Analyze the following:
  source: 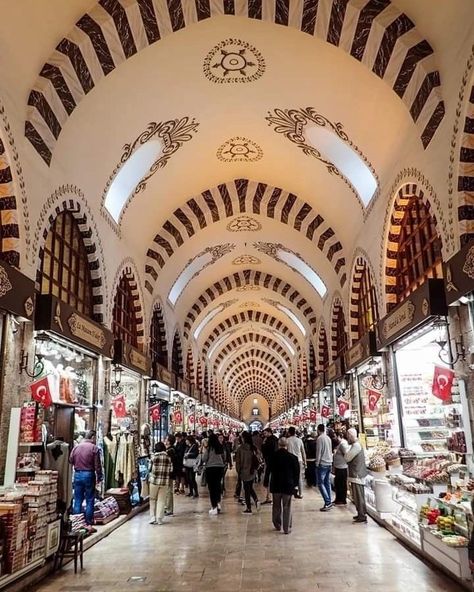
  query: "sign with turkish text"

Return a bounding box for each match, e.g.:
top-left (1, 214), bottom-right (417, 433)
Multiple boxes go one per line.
top-left (443, 239), bottom-right (474, 305)
top-left (326, 358), bottom-right (344, 383)
top-left (344, 331), bottom-right (379, 372)
top-left (0, 259), bottom-right (35, 319)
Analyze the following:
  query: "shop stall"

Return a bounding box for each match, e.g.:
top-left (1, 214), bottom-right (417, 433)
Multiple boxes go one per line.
top-left (323, 358), bottom-right (344, 424)
top-left (148, 363), bottom-right (173, 445)
top-left (344, 331), bottom-right (396, 449)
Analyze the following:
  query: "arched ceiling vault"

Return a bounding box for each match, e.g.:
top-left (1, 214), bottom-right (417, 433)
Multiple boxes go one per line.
top-left (7, 0), bottom-right (462, 419)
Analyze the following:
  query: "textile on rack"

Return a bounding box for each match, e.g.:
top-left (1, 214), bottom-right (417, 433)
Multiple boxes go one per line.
top-left (44, 440), bottom-right (72, 506)
top-left (103, 435), bottom-right (118, 490)
top-left (115, 433), bottom-right (136, 487)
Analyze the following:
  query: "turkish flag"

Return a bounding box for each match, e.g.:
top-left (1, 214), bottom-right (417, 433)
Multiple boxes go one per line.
top-left (174, 410), bottom-right (183, 424)
top-left (321, 405), bottom-right (331, 418)
top-left (432, 365), bottom-right (455, 401)
top-left (30, 377), bottom-right (53, 407)
top-left (149, 404), bottom-right (161, 422)
top-left (367, 389), bottom-right (381, 412)
top-left (112, 394), bottom-right (127, 418)
top-left (199, 415), bottom-right (207, 426)
top-left (309, 408), bottom-right (317, 422)
top-left (337, 399), bottom-right (349, 417)
top-left (189, 415), bottom-right (195, 424)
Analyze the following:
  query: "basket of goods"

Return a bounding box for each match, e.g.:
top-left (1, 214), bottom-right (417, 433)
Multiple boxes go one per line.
top-left (384, 450), bottom-right (401, 467)
top-left (368, 455), bottom-right (386, 473)
top-left (441, 535), bottom-right (468, 547)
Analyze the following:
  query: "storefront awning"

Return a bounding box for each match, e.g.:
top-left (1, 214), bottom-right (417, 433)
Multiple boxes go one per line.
top-left (326, 357), bottom-right (345, 384)
top-left (312, 373), bottom-right (325, 393)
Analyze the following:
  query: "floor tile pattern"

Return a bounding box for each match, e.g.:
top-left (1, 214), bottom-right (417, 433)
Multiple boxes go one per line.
top-left (31, 473), bottom-right (465, 592)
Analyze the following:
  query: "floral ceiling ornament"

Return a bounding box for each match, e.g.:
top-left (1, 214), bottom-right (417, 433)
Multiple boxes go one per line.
top-left (236, 285), bottom-right (261, 292)
top-left (226, 215), bottom-right (262, 232)
top-left (217, 137), bottom-right (263, 162)
top-left (232, 255), bottom-right (261, 265)
top-left (239, 301), bottom-right (260, 308)
top-left (102, 117), bottom-right (199, 222)
top-left (265, 107), bottom-right (379, 207)
top-left (203, 39), bottom-right (265, 84)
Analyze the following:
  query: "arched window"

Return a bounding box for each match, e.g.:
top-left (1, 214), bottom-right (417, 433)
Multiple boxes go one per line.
top-left (113, 274), bottom-right (138, 347)
top-left (395, 196), bottom-right (442, 303)
top-left (149, 305), bottom-right (167, 367)
top-left (334, 305), bottom-right (348, 359)
top-left (39, 211), bottom-right (93, 317)
top-left (357, 265), bottom-right (379, 339)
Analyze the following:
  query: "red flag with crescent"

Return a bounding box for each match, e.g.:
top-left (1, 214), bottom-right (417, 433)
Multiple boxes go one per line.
top-left (309, 408), bottom-right (317, 422)
top-left (30, 377), bottom-right (52, 408)
top-left (321, 404), bottom-right (331, 418)
top-left (367, 389), bottom-right (382, 411)
top-left (432, 365), bottom-right (455, 401)
top-left (189, 415), bottom-right (195, 424)
top-left (149, 404), bottom-right (161, 422)
top-left (112, 394), bottom-right (127, 418)
top-left (337, 399), bottom-right (349, 417)
top-left (174, 410), bottom-right (183, 424)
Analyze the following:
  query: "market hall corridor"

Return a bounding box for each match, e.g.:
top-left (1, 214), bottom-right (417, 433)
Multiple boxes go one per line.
top-left (31, 475), bottom-right (463, 592)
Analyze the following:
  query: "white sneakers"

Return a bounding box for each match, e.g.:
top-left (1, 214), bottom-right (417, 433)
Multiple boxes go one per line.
top-left (149, 518), bottom-right (156, 524)
top-left (209, 507), bottom-right (218, 516)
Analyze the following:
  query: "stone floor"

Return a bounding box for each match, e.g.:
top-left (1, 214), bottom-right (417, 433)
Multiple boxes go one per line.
top-left (31, 472), bottom-right (465, 592)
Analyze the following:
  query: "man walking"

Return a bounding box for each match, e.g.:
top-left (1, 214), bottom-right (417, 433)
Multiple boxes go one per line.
top-left (270, 437), bottom-right (300, 534)
top-left (286, 427), bottom-right (306, 498)
top-left (315, 424), bottom-right (333, 511)
top-left (149, 442), bottom-right (172, 525)
top-left (69, 430), bottom-right (102, 533)
top-left (345, 428), bottom-right (368, 523)
top-left (261, 428), bottom-right (278, 504)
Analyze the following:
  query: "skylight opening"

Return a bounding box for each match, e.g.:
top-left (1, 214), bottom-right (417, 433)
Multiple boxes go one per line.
top-left (278, 250), bottom-right (327, 298)
top-left (271, 331), bottom-right (295, 357)
top-left (305, 126), bottom-right (377, 206)
top-left (169, 252), bottom-right (210, 306)
top-left (194, 305), bottom-right (224, 339)
top-left (104, 140), bottom-right (162, 223)
top-left (207, 333), bottom-right (229, 359)
top-left (276, 303), bottom-right (306, 337)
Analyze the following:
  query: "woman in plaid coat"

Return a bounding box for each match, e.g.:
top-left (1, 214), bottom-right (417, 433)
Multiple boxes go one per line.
top-left (149, 442), bottom-right (172, 525)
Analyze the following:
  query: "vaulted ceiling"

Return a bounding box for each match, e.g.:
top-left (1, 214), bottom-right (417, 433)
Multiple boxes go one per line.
top-left (1, 0), bottom-right (473, 417)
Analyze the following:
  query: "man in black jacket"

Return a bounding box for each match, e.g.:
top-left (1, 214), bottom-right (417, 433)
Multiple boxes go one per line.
top-left (261, 428), bottom-right (279, 504)
top-left (270, 437), bottom-right (300, 534)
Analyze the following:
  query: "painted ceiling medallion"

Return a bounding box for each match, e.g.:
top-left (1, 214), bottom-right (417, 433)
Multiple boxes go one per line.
top-left (227, 215), bottom-right (262, 232)
top-left (203, 39), bottom-right (265, 84)
top-left (217, 137), bottom-right (263, 162)
top-left (239, 301), bottom-right (260, 309)
top-left (236, 285), bottom-right (261, 292)
top-left (232, 255), bottom-right (261, 265)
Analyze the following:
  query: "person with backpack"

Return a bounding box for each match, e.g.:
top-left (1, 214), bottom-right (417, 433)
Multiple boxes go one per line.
top-left (235, 431), bottom-right (261, 514)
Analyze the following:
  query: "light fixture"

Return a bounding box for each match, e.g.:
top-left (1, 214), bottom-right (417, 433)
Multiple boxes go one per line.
top-left (113, 364), bottom-right (123, 387)
top-left (365, 358), bottom-right (387, 390)
top-left (433, 317), bottom-right (466, 366)
top-left (19, 350), bottom-right (44, 379)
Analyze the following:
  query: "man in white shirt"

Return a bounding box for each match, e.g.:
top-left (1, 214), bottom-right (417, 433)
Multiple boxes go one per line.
top-left (345, 428), bottom-right (368, 523)
top-left (286, 427), bottom-right (307, 498)
top-left (315, 424), bottom-right (333, 511)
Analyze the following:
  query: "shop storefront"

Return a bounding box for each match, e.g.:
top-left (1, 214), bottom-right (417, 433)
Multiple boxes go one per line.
top-left (323, 358), bottom-right (344, 424)
top-left (344, 331), bottom-right (395, 449)
top-left (149, 363), bottom-right (173, 444)
top-left (363, 279), bottom-right (474, 585)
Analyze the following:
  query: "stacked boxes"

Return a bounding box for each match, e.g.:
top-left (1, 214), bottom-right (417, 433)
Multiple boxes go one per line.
top-left (19, 403), bottom-right (43, 443)
top-left (0, 471), bottom-right (58, 575)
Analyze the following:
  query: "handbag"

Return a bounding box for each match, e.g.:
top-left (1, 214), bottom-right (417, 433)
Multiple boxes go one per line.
top-left (183, 457), bottom-right (197, 468)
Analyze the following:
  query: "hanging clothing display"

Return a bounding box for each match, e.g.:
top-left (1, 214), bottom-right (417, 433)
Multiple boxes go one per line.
top-left (103, 435), bottom-right (118, 490)
top-left (115, 433), bottom-right (136, 487)
top-left (44, 440), bottom-right (72, 505)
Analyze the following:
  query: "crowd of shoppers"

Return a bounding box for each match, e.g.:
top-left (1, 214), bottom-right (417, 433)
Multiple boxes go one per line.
top-left (145, 424), bottom-right (368, 529)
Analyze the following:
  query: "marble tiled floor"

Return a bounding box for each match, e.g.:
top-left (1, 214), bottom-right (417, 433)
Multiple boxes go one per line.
top-left (31, 472), bottom-right (465, 592)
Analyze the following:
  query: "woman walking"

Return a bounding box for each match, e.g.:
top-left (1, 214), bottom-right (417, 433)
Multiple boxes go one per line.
top-left (183, 435), bottom-right (199, 498)
top-left (235, 431), bottom-right (260, 514)
top-left (202, 433), bottom-right (226, 515)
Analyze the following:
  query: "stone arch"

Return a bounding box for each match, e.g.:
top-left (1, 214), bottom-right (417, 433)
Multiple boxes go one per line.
top-left (225, 358), bottom-right (285, 386)
top-left (146, 179), bottom-right (346, 288)
top-left (111, 260), bottom-right (145, 346)
top-left (318, 321), bottom-right (329, 371)
top-left (384, 182), bottom-right (442, 312)
top-left (183, 269), bottom-right (318, 340)
top-left (457, 73), bottom-right (474, 246)
top-left (309, 341), bottom-right (316, 381)
top-left (185, 346), bottom-right (194, 382)
top-left (149, 299), bottom-right (168, 366)
top-left (221, 348), bottom-right (287, 379)
top-left (0, 135), bottom-right (20, 267)
top-left (171, 329), bottom-right (184, 378)
top-left (34, 186), bottom-right (106, 322)
top-left (26, 0), bottom-right (443, 165)
top-left (330, 294), bottom-right (347, 361)
top-left (348, 252), bottom-right (379, 344)
top-left (202, 310), bottom-right (299, 355)
top-left (215, 334), bottom-right (292, 368)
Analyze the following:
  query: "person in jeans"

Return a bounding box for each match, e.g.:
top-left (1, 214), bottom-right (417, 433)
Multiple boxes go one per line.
top-left (202, 433), bottom-right (226, 515)
top-left (270, 437), bottom-right (300, 534)
top-left (69, 430), bottom-right (102, 533)
top-left (315, 424), bottom-right (333, 511)
top-left (286, 427), bottom-right (306, 498)
top-left (183, 435), bottom-right (199, 498)
top-left (164, 435), bottom-right (178, 516)
top-left (235, 431), bottom-right (260, 514)
top-left (149, 442), bottom-right (172, 525)
top-left (261, 428), bottom-right (279, 504)
top-left (333, 433), bottom-right (349, 505)
top-left (345, 428), bottom-right (368, 523)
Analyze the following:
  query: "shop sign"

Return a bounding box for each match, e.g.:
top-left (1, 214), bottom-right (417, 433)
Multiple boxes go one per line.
top-left (177, 377), bottom-right (191, 397)
top-left (114, 340), bottom-right (152, 376)
top-left (376, 279), bottom-right (447, 350)
top-left (326, 358), bottom-right (344, 384)
top-left (312, 373), bottom-right (325, 392)
top-left (295, 388), bottom-right (304, 401)
top-left (304, 383), bottom-right (312, 397)
top-left (0, 259), bottom-right (35, 320)
top-left (35, 295), bottom-right (114, 357)
top-left (344, 331), bottom-right (378, 372)
top-left (443, 239), bottom-right (474, 305)
top-left (154, 363), bottom-right (176, 388)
